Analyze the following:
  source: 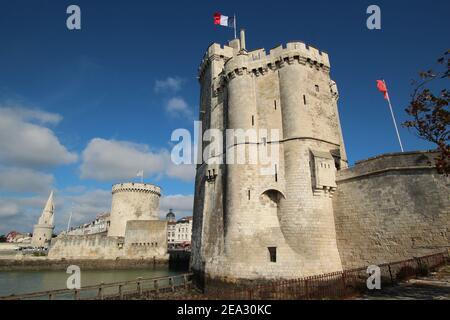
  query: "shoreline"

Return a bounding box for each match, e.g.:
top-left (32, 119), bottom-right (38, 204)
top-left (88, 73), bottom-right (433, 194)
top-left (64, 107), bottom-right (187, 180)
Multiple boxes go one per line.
top-left (0, 258), bottom-right (172, 272)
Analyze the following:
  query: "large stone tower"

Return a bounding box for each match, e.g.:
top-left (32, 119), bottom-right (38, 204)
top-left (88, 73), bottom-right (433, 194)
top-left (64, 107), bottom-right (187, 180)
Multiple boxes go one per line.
top-left (32, 191), bottom-right (55, 248)
top-left (107, 183), bottom-right (161, 238)
top-left (191, 31), bottom-right (348, 288)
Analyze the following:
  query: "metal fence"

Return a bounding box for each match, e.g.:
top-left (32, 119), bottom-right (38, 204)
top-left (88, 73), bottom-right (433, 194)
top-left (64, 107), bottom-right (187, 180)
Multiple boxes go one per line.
top-left (207, 251), bottom-right (449, 300)
top-left (0, 273), bottom-right (193, 300)
top-left (1, 251), bottom-right (447, 300)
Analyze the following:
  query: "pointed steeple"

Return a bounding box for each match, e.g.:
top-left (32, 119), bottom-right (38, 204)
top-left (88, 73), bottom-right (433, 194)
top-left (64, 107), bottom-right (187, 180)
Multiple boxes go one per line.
top-left (38, 191), bottom-right (55, 226)
top-left (44, 190), bottom-right (54, 213)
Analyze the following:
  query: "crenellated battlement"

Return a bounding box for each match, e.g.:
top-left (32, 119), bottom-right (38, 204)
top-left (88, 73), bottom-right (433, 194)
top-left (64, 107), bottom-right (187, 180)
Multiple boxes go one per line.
top-left (198, 43), bottom-right (235, 79)
top-left (112, 182), bottom-right (161, 196)
top-left (224, 41), bottom-right (330, 79)
top-left (199, 41), bottom-right (330, 81)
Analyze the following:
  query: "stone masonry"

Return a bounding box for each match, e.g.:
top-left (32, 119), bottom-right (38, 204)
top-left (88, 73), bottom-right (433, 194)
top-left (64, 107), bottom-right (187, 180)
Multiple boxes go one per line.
top-left (190, 32), bottom-right (450, 290)
top-left (191, 31), bottom-right (349, 286)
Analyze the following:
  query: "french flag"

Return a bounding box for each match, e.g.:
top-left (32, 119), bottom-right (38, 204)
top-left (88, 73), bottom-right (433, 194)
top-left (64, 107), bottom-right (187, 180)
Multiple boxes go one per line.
top-left (214, 12), bottom-right (235, 28)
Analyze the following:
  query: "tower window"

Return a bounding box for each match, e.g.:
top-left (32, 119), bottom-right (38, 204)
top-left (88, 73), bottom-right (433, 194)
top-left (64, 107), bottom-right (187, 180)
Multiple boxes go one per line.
top-left (274, 164), bottom-right (278, 182)
top-left (252, 115), bottom-right (255, 126)
top-left (303, 95), bottom-right (307, 105)
top-left (274, 100), bottom-right (277, 110)
top-left (248, 190), bottom-right (251, 200)
top-left (315, 85), bottom-right (320, 92)
top-left (268, 247), bottom-right (277, 263)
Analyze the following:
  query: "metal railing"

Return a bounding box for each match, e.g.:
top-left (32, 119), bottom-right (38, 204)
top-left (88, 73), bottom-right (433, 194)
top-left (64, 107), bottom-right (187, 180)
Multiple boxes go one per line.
top-left (1, 251), bottom-right (447, 300)
top-left (206, 251), bottom-right (449, 300)
top-left (0, 273), bottom-right (193, 300)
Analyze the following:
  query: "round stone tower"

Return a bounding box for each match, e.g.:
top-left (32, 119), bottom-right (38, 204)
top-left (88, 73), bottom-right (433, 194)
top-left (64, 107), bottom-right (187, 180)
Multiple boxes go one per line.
top-left (277, 42), bottom-right (344, 275)
top-left (31, 191), bottom-right (55, 248)
top-left (107, 183), bottom-right (161, 238)
top-left (192, 32), bottom-right (349, 287)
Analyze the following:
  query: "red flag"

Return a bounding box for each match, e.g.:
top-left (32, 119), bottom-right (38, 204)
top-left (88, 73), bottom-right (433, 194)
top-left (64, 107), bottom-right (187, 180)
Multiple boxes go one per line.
top-left (214, 12), bottom-right (221, 25)
top-left (376, 80), bottom-right (389, 100)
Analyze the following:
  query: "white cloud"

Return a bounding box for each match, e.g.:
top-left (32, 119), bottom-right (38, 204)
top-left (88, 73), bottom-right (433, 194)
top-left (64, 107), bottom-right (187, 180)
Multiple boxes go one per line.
top-left (154, 77), bottom-right (184, 93)
top-left (0, 167), bottom-right (54, 193)
top-left (59, 189), bottom-right (112, 229)
top-left (165, 97), bottom-right (192, 118)
top-left (0, 189), bottom-right (112, 235)
top-left (0, 106), bottom-right (62, 125)
top-left (0, 106), bottom-right (77, 168)
top-left (80, 138), bottom-right (167, 181)
top-left (0, 189), bottom-right (194, 235)
top-left (0, 201), bottom-right (19, 218)
top-left (159, 194), bottom-right (194, 219)
top-left (80, 138), bottom-right (195, 182)
top-left (166, 161), bottom-right (196, 181)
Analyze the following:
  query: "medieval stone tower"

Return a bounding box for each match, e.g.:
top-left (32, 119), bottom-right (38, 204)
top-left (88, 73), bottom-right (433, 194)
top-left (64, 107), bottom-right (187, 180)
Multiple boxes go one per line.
top-left (32, 191), bottom-right (55, 248)
top-left (108, 183), bottom-right (161, 238)
top-left (191, 31), bottom-right (348, 286)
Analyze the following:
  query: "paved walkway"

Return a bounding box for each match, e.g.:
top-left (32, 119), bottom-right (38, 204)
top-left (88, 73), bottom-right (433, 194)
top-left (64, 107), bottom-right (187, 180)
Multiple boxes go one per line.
top-left (358, 265), bottom-right (450, 300)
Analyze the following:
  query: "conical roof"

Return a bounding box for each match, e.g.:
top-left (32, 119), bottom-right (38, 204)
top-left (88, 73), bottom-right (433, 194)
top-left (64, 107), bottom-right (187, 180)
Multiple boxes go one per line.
top-left (38, 191), bottom-right (55, 226)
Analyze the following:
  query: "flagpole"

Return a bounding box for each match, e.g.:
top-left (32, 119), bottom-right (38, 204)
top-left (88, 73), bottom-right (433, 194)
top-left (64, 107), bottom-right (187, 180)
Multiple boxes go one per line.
top-left (233, 13), bottom-right (237, 39)
top-left (67, 203), bottom-right (74, 233)
top-left (383, 80), bottom-right (404, 153)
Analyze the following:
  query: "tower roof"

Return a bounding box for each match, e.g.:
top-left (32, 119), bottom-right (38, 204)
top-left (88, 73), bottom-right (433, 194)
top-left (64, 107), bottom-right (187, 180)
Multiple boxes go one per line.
top-left (38, 190), bottom-right (55, 226)
top-left (43, 190), bottom-right (54, 213)
top-left (166, 208), bottom-right (176, 219)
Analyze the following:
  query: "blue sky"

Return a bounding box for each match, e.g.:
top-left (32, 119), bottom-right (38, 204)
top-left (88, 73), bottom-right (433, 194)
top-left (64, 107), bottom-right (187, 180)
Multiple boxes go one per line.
top-left (0, 0), bottom-right (448, 234)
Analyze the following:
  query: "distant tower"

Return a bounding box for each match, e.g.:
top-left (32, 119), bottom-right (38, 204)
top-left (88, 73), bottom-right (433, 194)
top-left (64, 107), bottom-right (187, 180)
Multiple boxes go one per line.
top-left (166, 209), bottom-right (176, 223)
top-left (191, 31), bottom-right (348, 288)
top-left (31, 191), bottom-right (55, 248)
top-left (107, 183), bottom-right (161, 237)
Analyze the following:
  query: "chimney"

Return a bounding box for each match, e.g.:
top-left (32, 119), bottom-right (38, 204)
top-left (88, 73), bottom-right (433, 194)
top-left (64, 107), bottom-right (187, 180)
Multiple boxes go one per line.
top-left (240, 29), bottom-right (246, 51)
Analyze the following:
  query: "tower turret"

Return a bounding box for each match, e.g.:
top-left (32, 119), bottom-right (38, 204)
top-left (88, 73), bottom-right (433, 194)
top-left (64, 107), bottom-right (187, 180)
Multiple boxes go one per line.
top-left (31, 191), bottom-right (55, 248)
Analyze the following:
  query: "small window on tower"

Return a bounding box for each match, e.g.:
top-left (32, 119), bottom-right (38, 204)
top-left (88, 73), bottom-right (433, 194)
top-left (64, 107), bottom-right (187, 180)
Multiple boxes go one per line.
top-left (303, 95), bottom-right (307, 105)
top-left (315, 85), bottom-right (320, 92)
top-left (268, 247), bottom-right (277, 263)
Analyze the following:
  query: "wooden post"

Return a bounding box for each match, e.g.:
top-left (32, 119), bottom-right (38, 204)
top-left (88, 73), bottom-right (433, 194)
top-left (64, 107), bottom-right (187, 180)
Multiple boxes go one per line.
top-left (342, 272), bottom-right (347, 296)
top-left (98, 283), bottom-right (104, 300)
top-left (305, 279), bottom-right (309, 300)
top-left (118, 285), bottom-right (123, 300)
top-left (154, 279), bottom-right (159, 298)
top-left (137, 278), bottom-right (143, 297)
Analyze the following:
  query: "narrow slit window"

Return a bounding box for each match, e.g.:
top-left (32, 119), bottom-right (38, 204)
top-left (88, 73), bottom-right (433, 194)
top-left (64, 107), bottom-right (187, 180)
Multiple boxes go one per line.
top-left (274, 100), bottom-right (277, 110)
top-left (268, 247), bottom-right (277, 263)
top-left (275, 164), bottom-right (278, 182)
top-left (303, 95), bottom-right (307, 105)
top-left (315, 84), bottom-right (319, 92)
top-left (248, 190), bottom-right (251, 200)
top-left (252, 115), bottom-right (255, 126)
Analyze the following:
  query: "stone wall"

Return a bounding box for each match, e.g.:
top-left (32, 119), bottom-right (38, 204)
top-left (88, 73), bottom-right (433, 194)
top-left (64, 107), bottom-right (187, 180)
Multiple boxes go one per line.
top-left (48, 235), bottom-right (123, 260)
top-left (333, 151), bottom-right (450, 269)
top-left (124, 220), bottom-right (168, 259)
